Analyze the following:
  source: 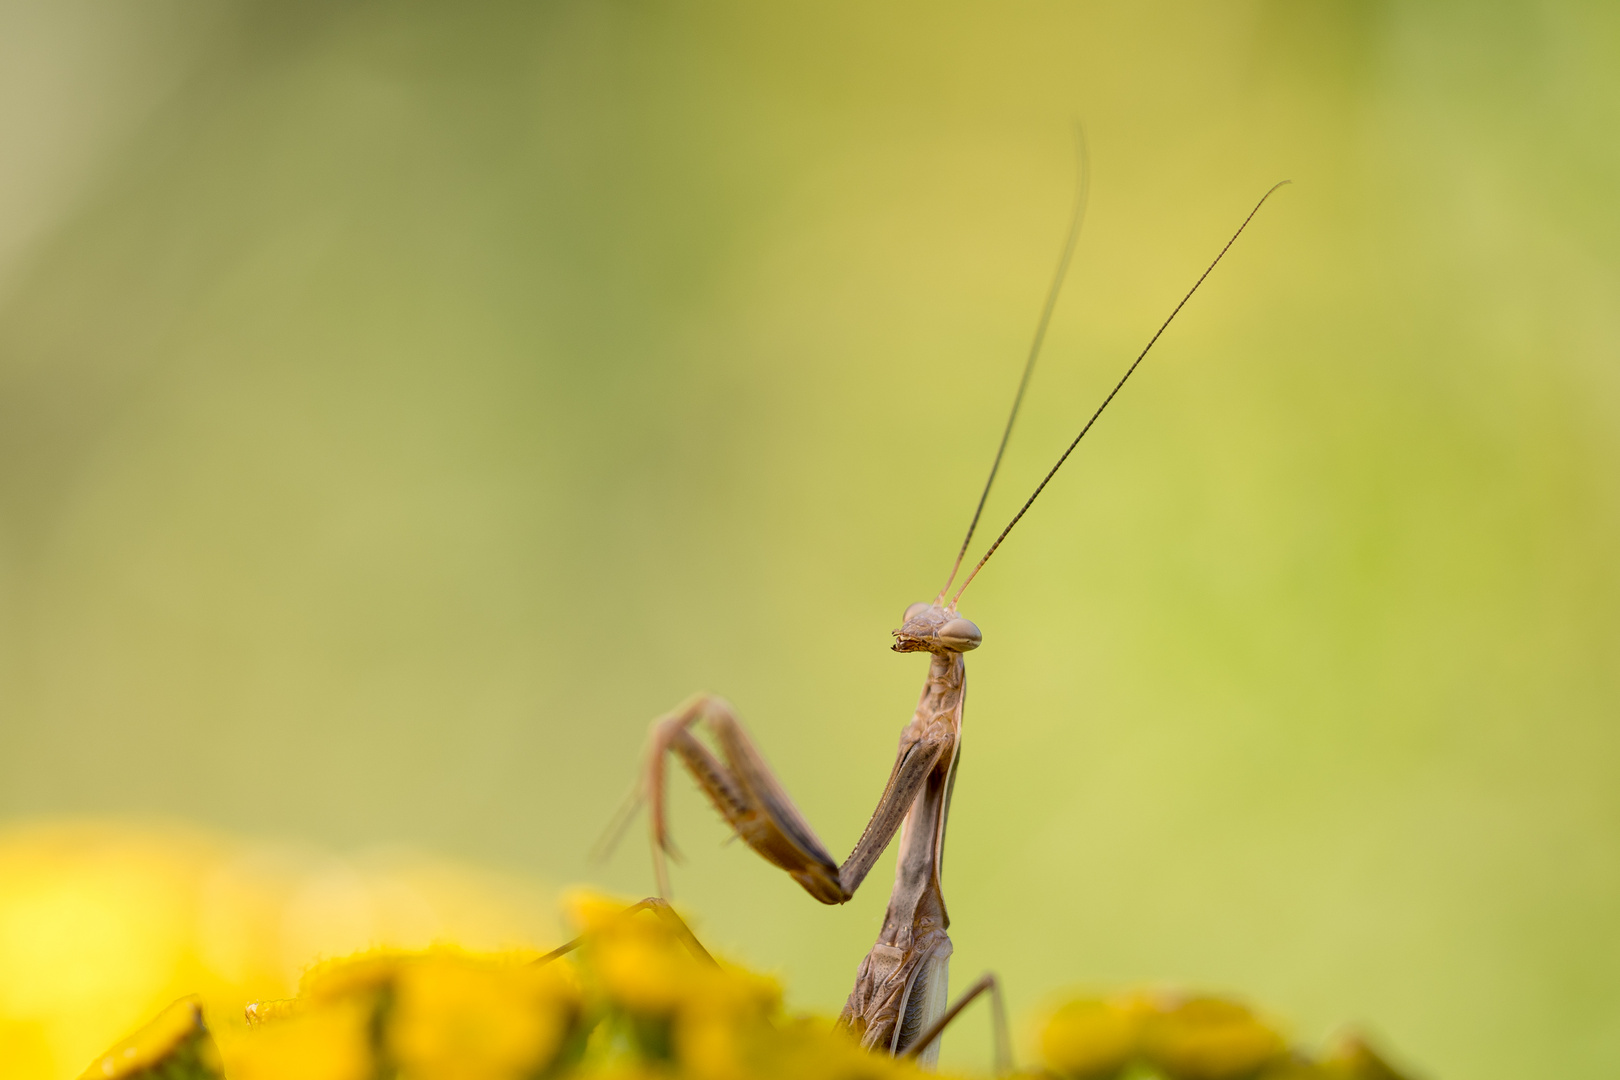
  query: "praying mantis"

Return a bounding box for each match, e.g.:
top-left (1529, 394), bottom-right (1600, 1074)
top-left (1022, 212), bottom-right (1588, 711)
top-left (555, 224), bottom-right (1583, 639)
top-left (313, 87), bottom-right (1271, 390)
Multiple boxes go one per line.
top-left (599, 146), bottom-right (1289, 1070)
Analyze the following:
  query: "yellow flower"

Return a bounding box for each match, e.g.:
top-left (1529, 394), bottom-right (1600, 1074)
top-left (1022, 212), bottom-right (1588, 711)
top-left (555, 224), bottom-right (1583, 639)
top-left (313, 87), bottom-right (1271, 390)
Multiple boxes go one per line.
top-left (1140, 994), bottom-right (1288, 1080)
top-left (561, 890), bottom-right (796, 1078)
top-left (1039, 994), bottom-right (1147, 1080)
top-left (224, 998), bottom-right (372, 1080)
top-left (388, 953), bottom-right (581, 1080)
top-left (71, 879), bottom-right (1413, 1080)
top-left (565, 890), bottom-right (779, 1021)
top-left (593, 927), bottom-right (694, 1016)
top-left (297, 949), bottom-right (407, 1003)
top-left (77, 996), bottom-right (221, 1080)
top-left (232, 948), bottom-right (586, 1080)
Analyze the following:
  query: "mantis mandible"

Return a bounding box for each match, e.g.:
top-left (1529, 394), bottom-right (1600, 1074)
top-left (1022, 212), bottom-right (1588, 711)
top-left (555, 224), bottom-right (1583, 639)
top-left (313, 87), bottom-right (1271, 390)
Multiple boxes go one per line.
top-left (605, 146), bottom-right (1288, 1069)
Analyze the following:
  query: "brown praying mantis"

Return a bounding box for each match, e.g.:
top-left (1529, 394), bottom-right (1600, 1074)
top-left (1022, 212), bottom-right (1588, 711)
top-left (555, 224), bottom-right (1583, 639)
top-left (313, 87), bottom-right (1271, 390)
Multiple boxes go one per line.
top-left (595, 150), bottom-right (1289, 1070)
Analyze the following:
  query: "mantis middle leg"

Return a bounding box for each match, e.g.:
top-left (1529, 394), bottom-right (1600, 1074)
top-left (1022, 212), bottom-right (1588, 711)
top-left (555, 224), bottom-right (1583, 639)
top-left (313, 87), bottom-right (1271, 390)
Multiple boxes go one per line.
top-left (532, 896), bottom-right (718, 969)
top-left (903, 972), bottom-right (1013, 1074)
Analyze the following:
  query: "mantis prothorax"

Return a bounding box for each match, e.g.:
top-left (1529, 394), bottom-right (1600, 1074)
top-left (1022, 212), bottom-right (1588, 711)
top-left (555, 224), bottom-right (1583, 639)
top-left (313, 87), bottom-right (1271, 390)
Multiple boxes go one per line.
top-left (602, 143), bottom-right (1288, 1069)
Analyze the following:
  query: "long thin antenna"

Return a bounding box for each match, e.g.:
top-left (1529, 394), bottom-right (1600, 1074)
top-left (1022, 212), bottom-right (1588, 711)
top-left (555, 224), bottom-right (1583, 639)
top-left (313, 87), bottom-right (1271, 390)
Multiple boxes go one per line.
top-left (952, 180), bottom-right (1290, 605)
top-left (935, 126), bottom-right (1091, 605)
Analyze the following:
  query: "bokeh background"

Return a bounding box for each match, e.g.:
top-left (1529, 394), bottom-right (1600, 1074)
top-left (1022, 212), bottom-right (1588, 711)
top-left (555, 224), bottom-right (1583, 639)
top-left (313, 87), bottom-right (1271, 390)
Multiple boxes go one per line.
top-left (1, 1), bottom-right (1616, 1077)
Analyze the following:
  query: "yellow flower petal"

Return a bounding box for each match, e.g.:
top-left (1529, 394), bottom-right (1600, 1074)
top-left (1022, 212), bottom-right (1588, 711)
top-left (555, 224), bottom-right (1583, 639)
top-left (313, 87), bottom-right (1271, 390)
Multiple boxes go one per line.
top-left (77, 996), bottom-right (222, 1080)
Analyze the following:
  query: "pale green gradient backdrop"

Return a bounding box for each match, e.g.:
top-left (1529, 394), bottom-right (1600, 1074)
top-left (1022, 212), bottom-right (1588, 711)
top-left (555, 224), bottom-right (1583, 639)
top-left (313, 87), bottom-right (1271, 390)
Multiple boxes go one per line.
top-left (1, 1), bottom-right (1617, 1076)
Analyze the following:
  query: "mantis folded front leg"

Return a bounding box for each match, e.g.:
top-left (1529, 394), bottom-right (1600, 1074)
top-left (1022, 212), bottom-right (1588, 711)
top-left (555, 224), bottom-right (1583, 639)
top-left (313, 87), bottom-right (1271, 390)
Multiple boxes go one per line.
top-left (645, 688), bottom-right (953, 906)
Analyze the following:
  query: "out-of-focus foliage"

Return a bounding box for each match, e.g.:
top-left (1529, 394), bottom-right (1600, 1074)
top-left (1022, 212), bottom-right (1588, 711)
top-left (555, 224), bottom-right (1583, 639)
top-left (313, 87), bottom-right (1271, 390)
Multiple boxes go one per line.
top-left (1, 3), bottom-right (1617, 1080)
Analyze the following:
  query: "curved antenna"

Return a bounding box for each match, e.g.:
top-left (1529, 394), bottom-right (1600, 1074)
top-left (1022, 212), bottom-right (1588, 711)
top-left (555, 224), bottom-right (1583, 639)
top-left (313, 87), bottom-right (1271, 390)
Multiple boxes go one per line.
top-left (935, 126), bottom-right (1091, 606)
top-left (952, 180), bottom-right (1291, 606)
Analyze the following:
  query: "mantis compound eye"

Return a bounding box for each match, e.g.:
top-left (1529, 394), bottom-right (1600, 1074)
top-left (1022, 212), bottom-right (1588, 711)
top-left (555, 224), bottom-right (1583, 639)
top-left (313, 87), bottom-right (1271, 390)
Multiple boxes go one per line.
top-left (903, 601), bottom-right (932, 623)
top-left (936, 618), bottom-right (982, 651)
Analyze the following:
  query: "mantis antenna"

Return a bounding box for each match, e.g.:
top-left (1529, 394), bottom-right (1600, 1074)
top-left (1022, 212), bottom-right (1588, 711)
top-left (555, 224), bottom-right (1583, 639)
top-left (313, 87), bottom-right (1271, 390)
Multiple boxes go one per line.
top-left (951, 179), bottom-right (1291, 606)
top-left (936, 126), bottom-right (1091, 605)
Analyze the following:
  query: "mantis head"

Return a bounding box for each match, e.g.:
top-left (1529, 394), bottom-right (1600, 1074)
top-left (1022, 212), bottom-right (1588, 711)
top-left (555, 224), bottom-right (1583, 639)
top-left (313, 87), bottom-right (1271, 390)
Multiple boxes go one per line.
top-left (893, 602), bottom-right (982, 655)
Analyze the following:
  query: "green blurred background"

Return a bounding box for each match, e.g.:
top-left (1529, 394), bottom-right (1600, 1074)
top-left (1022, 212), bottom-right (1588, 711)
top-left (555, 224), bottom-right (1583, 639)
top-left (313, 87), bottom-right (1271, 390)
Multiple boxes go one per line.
top-left (0, 0), bottom-right (1616, 1076)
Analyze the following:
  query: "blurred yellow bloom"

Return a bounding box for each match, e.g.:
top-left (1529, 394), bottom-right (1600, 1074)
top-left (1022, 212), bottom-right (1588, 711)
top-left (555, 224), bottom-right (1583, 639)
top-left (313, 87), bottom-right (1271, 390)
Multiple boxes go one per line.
top-left (203, 896), bottom-right (940, 1080)
top-left (38, 831), bottom-right (1416, 1080)
top-left (76, 997), bottom-right (220, 1080)
top-left (1140, 994), bottom-right (1288, 1080)
top-left (225, 999), bottom-right (370, 1080)
top-left (389, 954), bottom-right (580, 1080)
top-left (231, 949), bottom-right (583, 1080)
top-left (0, 822), bottom-right (556, 1080)
top-left (563, 890), bottom-right (782, 1079)
top-left (1039, 990), bottom-right (1345, 1080)
top-left (1039, 994), bottom-right (1147, 1079)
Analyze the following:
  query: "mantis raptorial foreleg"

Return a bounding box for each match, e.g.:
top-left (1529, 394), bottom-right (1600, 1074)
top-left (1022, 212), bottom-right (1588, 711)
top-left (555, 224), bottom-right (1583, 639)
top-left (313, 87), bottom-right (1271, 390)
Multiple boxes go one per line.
top-left (645, 692), bottom-right (948, 904)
